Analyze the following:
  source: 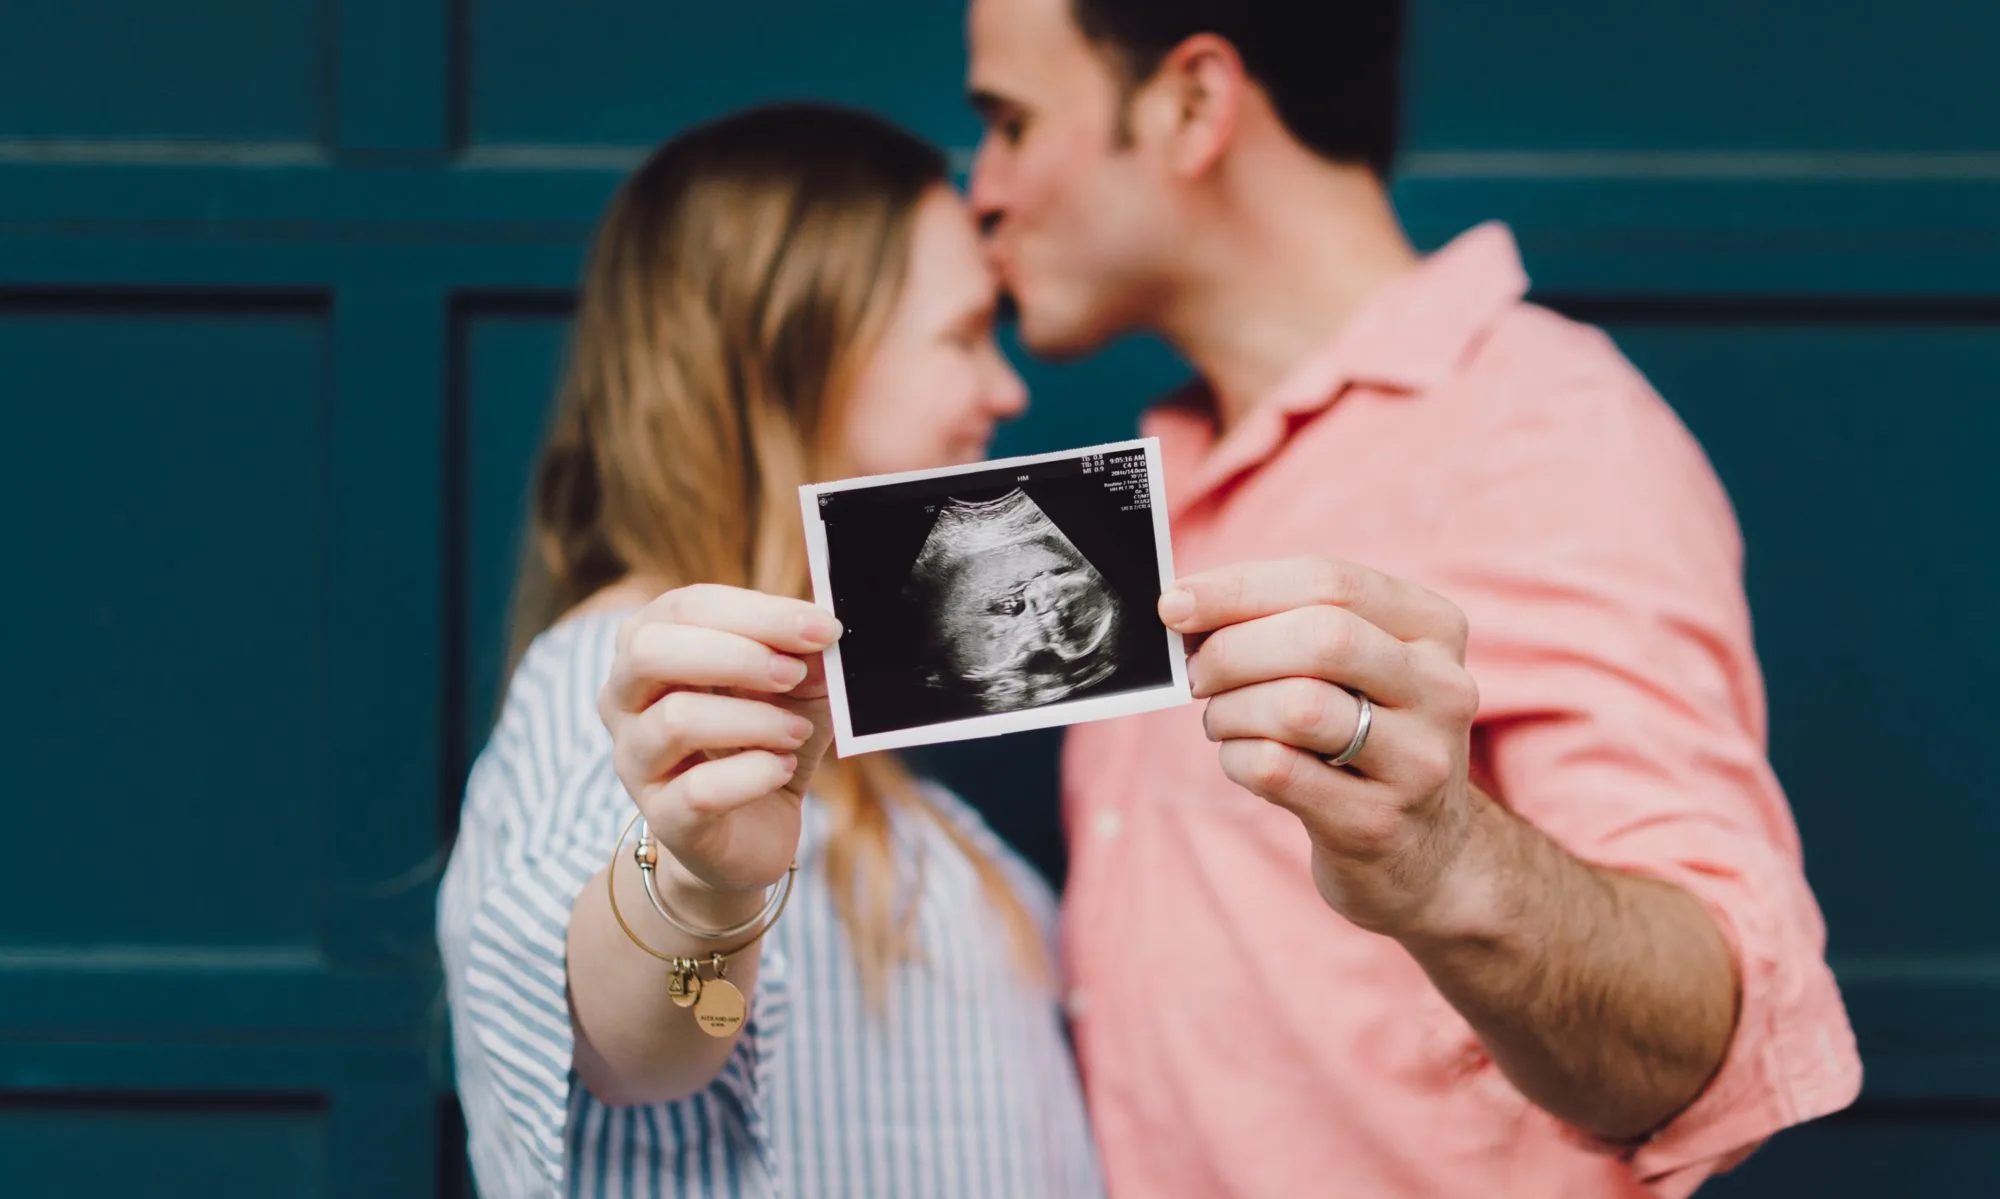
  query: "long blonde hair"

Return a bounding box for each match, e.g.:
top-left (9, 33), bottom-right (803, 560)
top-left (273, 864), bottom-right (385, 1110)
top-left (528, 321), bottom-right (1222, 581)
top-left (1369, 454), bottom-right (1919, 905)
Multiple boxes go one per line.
top-left (510, 104), bottom-right (1040, 1000)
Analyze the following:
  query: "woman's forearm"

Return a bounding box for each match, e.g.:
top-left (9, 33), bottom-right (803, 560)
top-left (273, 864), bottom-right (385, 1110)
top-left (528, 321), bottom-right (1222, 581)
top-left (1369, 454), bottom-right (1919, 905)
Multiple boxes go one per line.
top-left (566, 854), bottom-right (768, 1107)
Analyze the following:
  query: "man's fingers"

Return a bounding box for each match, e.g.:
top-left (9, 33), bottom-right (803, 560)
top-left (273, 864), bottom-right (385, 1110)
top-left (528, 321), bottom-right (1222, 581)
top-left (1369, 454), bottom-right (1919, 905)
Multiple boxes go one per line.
top-left (619, 692), bottom-right (813, 783)
top-left (608, 624), bottom-right (812, 713)
top-left (1214, 738), bottom-right (1404, 856)
top-left (1202, 678), bottom-right (1368, 760)
top-left (1203, 683), bottom-right (1457, 787)
top-left (623, 584), bottom-right (842, 657)
top-left (1162, 556), bottom-right (1464, 647)
top-left (1187, 605), bottom-right (1419, 706)
top-left (789, 648), bottom-right (833, 704)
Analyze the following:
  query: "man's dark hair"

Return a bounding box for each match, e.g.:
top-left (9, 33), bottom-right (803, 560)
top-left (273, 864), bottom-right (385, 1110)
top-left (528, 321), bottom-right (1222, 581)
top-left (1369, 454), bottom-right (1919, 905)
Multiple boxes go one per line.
top-left (1069, 0), bottom-right (1406, 177)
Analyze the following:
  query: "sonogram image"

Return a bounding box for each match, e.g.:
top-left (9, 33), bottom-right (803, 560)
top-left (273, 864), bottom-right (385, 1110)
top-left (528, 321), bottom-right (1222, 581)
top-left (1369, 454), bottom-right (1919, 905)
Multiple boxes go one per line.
top-left (904, 489), bottom-right (1123, 713)
top-left (808, 442), bottom-right (1183, 747)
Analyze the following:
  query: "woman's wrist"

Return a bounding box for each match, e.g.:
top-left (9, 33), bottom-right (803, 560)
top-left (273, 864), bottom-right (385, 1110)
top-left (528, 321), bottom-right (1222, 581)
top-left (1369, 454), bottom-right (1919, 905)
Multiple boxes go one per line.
top-left (649, 847), bottom-right (775, 931)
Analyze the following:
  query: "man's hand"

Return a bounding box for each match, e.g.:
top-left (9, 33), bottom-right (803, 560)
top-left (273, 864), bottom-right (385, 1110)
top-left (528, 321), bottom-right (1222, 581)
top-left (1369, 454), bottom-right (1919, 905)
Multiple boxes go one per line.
top-left (1162, 555), bottom-right (1482, 938)
top-left (1162, 556), bottom-right (1741, 1141)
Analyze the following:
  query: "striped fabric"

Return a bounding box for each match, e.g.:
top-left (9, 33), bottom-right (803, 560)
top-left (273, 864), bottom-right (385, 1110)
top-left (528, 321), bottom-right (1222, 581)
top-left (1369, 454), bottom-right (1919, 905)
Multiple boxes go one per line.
top-left (439, 610), bottom-right (1102, 1198)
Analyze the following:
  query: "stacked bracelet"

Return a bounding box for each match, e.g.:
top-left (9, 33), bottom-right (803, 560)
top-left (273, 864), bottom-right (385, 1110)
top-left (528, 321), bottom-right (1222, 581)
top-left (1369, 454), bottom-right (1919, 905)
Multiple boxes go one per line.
top-left (605, 810), bottom-right (797, 1038)
top-left (635, 823), bottom-right (793, 941)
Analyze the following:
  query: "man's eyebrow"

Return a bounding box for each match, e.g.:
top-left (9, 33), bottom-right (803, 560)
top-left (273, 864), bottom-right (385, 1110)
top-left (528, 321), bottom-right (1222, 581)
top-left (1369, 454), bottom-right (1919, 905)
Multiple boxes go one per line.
top-left (967, 89), bottom-right (1012, 120)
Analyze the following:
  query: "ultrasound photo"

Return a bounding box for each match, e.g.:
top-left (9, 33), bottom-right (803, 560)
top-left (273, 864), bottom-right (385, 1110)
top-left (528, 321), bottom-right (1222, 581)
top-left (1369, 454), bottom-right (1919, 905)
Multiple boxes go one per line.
top-left (801, 439), bottom-right (1192, 756)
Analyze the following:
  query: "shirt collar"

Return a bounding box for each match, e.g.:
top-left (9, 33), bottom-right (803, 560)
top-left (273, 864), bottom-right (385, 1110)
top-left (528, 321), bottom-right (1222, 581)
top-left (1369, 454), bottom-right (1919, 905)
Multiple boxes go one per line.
top-left (1148, 221), bottom-right (1531, 513)
top-left (1272, 219), bottom-right (1531, 413)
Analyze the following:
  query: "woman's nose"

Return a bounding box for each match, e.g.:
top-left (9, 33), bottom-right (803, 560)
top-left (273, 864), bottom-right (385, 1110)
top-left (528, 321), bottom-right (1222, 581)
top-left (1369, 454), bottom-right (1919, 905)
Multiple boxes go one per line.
top-left (987, 359), bottom-right (1028, 420)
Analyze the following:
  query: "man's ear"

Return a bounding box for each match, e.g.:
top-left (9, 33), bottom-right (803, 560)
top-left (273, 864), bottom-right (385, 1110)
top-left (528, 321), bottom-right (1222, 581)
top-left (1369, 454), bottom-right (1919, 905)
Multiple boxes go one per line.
top-left (1133, 33), bottom-right (1245, 179)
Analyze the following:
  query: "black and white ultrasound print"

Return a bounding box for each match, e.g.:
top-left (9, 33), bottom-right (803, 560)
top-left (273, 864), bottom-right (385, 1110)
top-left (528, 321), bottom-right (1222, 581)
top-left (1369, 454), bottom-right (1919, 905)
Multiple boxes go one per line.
top-left (803, 440), bottom-right (1191, 755)
top-left (907, 487), bottom-right (1124, 714)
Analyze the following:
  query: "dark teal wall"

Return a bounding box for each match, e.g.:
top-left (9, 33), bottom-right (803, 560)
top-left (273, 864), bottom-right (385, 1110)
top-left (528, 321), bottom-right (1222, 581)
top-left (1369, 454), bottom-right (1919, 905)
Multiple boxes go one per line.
top-left (2, 2), bottom-right (1994, 1195)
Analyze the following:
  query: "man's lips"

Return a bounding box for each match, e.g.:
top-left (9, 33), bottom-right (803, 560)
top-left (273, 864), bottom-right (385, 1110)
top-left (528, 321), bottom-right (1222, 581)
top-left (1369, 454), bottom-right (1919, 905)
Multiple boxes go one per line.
top-left (985, 240), bottom-right (1018, 285)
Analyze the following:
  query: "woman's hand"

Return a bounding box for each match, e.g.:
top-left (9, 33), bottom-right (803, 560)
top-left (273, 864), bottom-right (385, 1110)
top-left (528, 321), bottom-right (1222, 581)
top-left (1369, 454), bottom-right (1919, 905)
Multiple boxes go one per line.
top-left (598, 585), bottom-right (842, 915)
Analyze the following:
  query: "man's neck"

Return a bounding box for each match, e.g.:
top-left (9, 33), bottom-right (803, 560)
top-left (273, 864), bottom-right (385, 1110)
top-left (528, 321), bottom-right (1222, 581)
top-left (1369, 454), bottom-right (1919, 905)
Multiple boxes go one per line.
top-left (1157, 163), bottom-right (1418, 435)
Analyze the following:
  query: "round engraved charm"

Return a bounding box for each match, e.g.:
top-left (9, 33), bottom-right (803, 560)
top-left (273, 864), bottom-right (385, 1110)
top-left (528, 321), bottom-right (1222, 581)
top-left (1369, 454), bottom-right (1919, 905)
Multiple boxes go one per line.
top-left (667, 965), bottom-right (701, 1009)
top-left (693, 977), bottom-right (746, 1038)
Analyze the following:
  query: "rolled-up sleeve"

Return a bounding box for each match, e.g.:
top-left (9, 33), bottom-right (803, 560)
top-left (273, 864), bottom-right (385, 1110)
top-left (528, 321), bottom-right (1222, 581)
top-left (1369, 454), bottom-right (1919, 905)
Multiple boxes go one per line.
top-left (1433, 373), bottom-right (1862, 1194)
top-left (439, 740), bottom-right (788, 1196)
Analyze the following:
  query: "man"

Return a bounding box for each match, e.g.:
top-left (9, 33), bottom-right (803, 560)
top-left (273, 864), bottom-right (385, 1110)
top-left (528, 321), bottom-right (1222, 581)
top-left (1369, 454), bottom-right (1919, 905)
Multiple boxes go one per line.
top-left (965, 1), bottom-right (1861, 1195)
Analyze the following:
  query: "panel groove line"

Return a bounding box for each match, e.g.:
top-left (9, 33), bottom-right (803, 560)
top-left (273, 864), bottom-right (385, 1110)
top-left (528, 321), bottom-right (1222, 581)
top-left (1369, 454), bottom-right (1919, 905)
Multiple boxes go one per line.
top-left (0, 285), bottom-right (329, 316)
top-left (320, 0), bottom-right (342, 151)
top-left (0, 140), bottom-right (330, 166)
top-left (0, 1090), bottom-right (327, 1114)
top-left (439, 287), bottom-right (578, 844)
top-left (0, 946), bottom-right (326, 972)
top-left (446, 0), bottom-right (473, 152)
top-left (1836, 1099), bottom-right (2000, 1126)
top-left (440, 292), bottom-right (476, 846)
top-left (1406, 150), bottom-right (2000, 180)
top-left (1551, 295), bottom-right (2000, 325)
top-left (323, 283), bottom-right (452, 972)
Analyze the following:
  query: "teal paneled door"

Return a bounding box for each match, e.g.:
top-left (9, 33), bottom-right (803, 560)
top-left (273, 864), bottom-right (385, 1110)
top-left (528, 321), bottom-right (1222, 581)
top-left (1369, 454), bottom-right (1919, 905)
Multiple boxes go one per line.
top-left (1, 2), bottom-right (1993, 1195)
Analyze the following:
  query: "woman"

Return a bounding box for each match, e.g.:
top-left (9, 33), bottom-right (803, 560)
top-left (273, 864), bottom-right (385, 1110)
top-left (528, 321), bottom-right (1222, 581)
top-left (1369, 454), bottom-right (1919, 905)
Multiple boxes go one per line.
top-left (437, 103), bottom-right (1100, 1198)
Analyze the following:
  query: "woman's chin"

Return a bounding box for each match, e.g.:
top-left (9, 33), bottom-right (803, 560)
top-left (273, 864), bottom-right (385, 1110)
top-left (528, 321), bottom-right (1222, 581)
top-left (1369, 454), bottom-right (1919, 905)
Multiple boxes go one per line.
top-left (944, 437), bottom-right (994, 467)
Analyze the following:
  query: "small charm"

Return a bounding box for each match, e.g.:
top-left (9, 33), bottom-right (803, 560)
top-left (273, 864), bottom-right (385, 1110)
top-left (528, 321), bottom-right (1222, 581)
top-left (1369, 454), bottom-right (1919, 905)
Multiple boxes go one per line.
top-left (694, 977), bottom-right (746, 1036)
top-left (667, 960), bottom-right (701, 1009)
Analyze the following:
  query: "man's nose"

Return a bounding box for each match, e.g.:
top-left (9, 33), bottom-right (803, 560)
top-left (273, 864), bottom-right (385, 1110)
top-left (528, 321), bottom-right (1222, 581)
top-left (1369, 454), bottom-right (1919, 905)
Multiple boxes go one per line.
top-left (967, 140), bottom-right (1007, 234)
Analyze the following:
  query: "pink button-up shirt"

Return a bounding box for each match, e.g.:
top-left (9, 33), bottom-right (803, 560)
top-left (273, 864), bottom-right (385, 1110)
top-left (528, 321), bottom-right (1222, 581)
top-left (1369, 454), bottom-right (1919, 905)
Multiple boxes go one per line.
top-left (1062, 223), bottom-right (1861, 1198)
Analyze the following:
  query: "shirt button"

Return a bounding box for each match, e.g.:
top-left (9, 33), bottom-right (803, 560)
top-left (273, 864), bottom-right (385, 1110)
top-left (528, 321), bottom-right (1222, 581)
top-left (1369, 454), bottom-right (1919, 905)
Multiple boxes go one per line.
top-left (1065, 988), bottom-right (1090, 1018)
top-left (1093, 810), bottom-right (1123, 841)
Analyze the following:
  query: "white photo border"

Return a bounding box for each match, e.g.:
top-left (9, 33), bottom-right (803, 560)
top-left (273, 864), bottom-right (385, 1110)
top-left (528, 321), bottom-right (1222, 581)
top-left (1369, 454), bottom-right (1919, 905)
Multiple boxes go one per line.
top-left (799, 436), bottom-right (1192, 757)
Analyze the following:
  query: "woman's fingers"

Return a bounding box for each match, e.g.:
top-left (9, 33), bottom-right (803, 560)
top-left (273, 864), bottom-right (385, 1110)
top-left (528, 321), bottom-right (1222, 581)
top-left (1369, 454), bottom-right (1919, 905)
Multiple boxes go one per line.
top-left (628, 747), bottom-right (803, 895)
top-left (597, 586), bottom-right (840, 887)
top-left (659, 750), bottom-right (801, 819)
top-left (617, 691), bottom-right (813, 784)
top-left (605, 623), bottom-right (811, 714)
top-left (626, 584), bottom-right (841, 657)
top-left (603, 582), bottom-right (843, 718)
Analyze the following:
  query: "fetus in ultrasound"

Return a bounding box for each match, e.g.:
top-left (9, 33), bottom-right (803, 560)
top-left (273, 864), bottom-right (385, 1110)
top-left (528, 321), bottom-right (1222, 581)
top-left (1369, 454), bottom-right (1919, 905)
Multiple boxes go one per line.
top-left (906, 489), bottom-right (1122, 713)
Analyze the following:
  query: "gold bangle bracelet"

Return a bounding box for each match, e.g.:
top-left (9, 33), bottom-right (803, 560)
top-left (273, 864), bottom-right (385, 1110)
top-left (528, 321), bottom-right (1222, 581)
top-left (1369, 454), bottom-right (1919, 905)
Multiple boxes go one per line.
top-left (636, 820), bottom-right (793, 941)
top-left (603, 810), bottom-right (797, 1038)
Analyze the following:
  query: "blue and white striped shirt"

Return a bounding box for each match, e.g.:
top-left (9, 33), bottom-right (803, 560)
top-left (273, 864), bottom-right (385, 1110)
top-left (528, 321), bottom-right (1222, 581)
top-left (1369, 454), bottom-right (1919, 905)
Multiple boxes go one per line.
top-left (438, 610), bottom-right (1102, 1198)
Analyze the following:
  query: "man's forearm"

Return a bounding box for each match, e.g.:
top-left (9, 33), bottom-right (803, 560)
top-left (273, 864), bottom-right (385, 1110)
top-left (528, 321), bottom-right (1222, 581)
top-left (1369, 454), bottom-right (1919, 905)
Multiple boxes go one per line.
top-left (1387, 789), bottom-right (1740, 1141)
top-left (1162, 559), bottom-right (1744, 1139)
